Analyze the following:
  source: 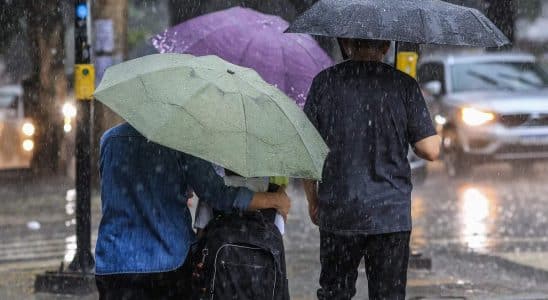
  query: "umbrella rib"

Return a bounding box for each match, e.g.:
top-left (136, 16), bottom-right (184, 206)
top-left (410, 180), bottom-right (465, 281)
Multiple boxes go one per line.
top-left (238, 91), bottom-right (249, 176)
top-left (242, 79), bottom-right (321, 175)
top-left (470, 9), bottom-right (500, 46)
top-left (291, 37), bottom-right (323, 69)
top-left (418, 10), bottom-right (428, 44)
top-left (136, 75), bottom-right (213, 135)
top-left (281, 44), bottom-right (289, 94)
top-left (239, 34), bottom-right (258, 65)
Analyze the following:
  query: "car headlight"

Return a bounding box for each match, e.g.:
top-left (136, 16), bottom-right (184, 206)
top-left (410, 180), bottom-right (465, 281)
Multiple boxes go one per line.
top-left (22, 139), bottom-right (34, 152)
top-left (62, 102), bottom-right (77, 118)
top-left (22, 122), bottom-right (35, 136)
top-left (461, 107), bottom-right (495, 126)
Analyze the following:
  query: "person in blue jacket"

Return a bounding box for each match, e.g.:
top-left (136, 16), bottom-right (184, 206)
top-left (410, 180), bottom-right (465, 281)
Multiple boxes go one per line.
top-left (95, 123), bottom-right (291, 300)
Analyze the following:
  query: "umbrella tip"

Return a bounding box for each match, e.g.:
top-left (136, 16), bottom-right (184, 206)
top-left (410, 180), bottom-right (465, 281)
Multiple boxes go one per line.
top-left (227, 69), bottom-right (235, 75)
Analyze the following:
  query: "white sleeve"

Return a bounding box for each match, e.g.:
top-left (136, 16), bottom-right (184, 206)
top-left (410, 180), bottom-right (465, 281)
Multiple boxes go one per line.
top-left (194, 199), bottom-right (214, 229)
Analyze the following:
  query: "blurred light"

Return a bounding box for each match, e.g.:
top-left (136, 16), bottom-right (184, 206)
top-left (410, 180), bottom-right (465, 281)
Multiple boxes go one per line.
top-left (22, 122), bottom-right (35, 136)
top-left (460, 186), bottom-right (493, 251)
top-left (76, 4), bottom-right (88, 19)
top-left (64, 235), bottom-right (77, 262)
top-left (64, 123), bottom-right (72, 133)
top-left (462, 188), bottom-right (489, 221)
top-left (462, 107), bottom-right (495, 126)
top-left (22, 139), bottom-right (34, 152)
top-left (435, 115), bottom-right (447, 126)
top-left (62, 103), bottom-right (77, 118)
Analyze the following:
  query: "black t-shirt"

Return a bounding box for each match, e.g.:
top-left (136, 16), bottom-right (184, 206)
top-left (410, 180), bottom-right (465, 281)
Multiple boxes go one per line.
top-left (304, 60), bottom-right (436, 234)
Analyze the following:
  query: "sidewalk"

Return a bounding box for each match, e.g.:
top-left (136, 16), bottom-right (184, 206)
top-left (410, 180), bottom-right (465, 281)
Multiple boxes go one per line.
top-left (2, 253), bottom-right (548, 300)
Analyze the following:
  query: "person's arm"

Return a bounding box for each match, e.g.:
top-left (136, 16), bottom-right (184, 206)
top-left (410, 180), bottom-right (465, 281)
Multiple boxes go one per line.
top-left (302, 75), bottom-right (325, 225)
top-left (414, 135), bottom-right (441, 161)
top-left (303, 179), bottom-right (319, 225)
top-left (184, 156), bottom-right (290, 218)
top-left (406, 80), bottom-right (440, 161)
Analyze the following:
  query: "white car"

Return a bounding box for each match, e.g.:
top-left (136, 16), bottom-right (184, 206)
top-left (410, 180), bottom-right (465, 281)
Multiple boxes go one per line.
top-left (0, 85), bottom-right (35, 170)
top-left (418, 53), bottom-right (548, 176)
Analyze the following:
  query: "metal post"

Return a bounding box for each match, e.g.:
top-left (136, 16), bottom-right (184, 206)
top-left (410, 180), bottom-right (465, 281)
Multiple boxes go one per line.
top-left (394, 41), bottom-right (399, 67)
top-left (68, 0), bottom-right (95, 273)
top-left (34, 1), bottom-right (96, 293)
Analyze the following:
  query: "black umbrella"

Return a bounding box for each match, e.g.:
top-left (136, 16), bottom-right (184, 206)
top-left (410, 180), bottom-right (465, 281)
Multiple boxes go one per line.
top-left (286, 0), bottom-right (510, 48)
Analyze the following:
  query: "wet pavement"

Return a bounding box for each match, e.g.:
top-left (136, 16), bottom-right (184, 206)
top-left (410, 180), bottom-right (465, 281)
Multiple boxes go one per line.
top-left (1, 162), bottom-right (548, 299)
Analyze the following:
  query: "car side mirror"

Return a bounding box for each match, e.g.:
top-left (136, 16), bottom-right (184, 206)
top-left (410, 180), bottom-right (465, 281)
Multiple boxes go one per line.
top-left (423, 81), bottom-right (442, 97)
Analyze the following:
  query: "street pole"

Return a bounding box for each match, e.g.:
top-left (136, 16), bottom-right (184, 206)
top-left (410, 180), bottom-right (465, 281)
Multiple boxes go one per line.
top-left (69, 0), bottom-right (95, 273)
top-left (34, 0), bottom-right (96, 294)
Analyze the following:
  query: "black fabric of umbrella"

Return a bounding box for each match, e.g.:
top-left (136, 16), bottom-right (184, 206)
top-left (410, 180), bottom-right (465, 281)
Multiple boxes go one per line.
top-left (286, 0), bottom-right (510, 48)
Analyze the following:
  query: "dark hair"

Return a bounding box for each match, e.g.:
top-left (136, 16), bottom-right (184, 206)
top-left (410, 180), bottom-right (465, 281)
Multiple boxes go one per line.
top-left (339, 38), bottom-right (391, 51)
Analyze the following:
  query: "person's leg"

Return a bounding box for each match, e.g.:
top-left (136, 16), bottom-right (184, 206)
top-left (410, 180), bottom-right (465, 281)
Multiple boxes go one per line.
top-left (95, 259), bottom-right (193, 300)
top-left (167, 258), bottom-right (193, 299)
top-left (317, 230), bottom-right (364, 300)
top-left (95, 274), bottom-right (148, 300)
top-left (363, 231), bottom-right (411, 300)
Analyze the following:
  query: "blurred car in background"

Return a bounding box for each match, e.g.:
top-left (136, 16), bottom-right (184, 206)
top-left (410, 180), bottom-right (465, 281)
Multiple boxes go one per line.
top-left (409, 149), bottom-right (427, 185)
top-left (418, 52), bottom-right (548, 177)
top-left (0, 85), bottom-right (35, 170)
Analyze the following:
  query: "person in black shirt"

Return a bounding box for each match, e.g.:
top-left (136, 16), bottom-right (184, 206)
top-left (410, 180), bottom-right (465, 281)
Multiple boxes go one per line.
top-left (303, 39), bottom-right (440, 300)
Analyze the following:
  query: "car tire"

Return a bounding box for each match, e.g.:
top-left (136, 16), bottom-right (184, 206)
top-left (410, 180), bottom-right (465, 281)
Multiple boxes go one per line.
top-left (442, 128), bottom-right (471, 178)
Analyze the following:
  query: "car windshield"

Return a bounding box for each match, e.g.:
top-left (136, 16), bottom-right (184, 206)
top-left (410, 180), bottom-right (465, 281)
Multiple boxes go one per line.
top-left (451, 61), bottom-right (548, 93)
top-left (0, 93), bottom-right (18, 109)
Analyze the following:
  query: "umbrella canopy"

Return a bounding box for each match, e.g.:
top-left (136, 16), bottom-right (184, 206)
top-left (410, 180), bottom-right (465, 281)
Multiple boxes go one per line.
top-left (94, 54), bottom-right (328, 179)
top-left (152, 6), bottom-right (333, 108)
top-left (286, 0), bottom-right (510, 47)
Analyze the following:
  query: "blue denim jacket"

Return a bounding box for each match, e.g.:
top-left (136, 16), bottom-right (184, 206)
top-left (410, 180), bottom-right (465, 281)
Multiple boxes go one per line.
top-left (95, 123), bottom-right (254, 275)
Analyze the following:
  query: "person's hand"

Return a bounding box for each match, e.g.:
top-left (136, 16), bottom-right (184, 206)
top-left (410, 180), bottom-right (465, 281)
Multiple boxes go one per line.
top-left (308, 201), bottom-right (319, 226)
top-left (275, 186), bottom-right (291, 221)
top-left (248, 188), bottom-right (291, 219)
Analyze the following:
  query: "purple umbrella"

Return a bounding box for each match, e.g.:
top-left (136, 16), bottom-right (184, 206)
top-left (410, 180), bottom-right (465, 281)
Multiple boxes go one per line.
top-left (152, 7), bottom-right (333, 108)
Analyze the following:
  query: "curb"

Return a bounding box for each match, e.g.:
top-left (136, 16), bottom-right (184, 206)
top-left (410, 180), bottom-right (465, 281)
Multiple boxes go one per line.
top-left (436, 249), bottom-right (548, 282)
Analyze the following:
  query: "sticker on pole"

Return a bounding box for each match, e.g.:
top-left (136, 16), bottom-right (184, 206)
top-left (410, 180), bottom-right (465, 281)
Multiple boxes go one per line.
top-left (75, 64), bottom-right (95, 100)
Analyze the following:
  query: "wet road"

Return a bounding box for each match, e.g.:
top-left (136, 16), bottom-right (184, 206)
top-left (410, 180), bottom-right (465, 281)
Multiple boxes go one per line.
top-left (1, 162), bottom-right (548, 299)
top-left (412, 162), bottom-right (548, 255)
top-left (283, 162), bottom-right (548, 299)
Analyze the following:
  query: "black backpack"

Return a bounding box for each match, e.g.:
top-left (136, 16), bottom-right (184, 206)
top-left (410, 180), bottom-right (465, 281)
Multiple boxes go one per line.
top-left (191, 211), bottom-right (289, 300)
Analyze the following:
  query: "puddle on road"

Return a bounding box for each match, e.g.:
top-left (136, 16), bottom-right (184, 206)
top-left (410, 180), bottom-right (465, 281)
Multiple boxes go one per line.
top-left (412, 184), bottom-right (500, 253)
top-left (458, 185), bottom-right (498, 252)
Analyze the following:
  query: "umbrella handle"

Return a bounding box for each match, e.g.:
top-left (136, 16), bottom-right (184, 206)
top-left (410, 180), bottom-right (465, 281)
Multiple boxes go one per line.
top-left (338, 38), bottom-right (349, 60)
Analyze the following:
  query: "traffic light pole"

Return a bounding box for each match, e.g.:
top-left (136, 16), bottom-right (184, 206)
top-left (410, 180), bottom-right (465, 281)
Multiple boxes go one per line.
top-left (69, 0), bottom-right (95, 273)
top-left (35, 0), bottom-right (96, 294)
